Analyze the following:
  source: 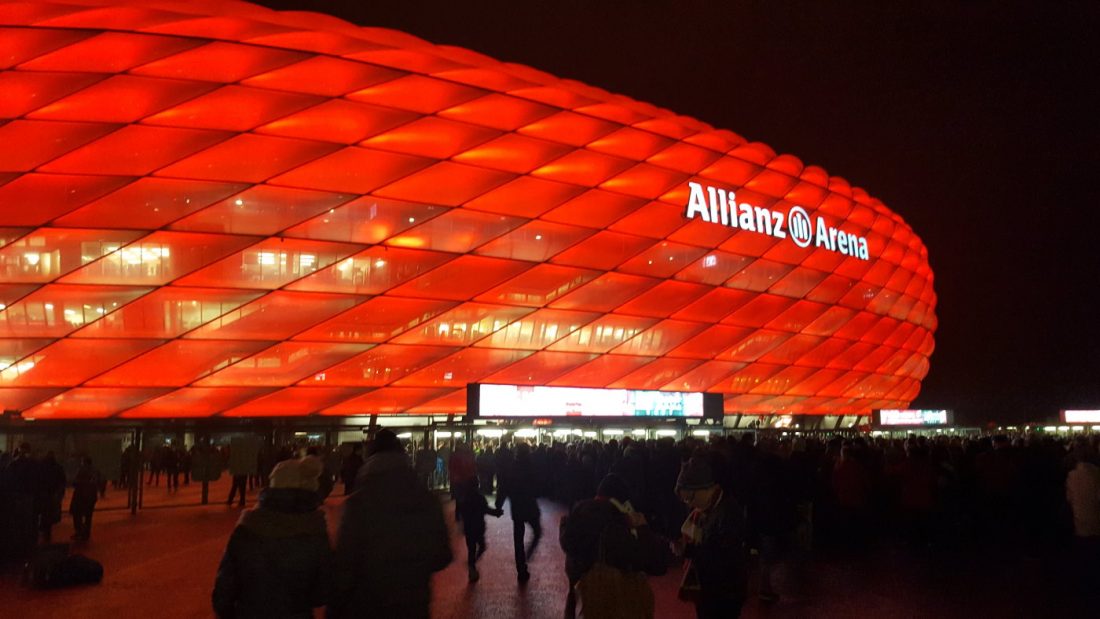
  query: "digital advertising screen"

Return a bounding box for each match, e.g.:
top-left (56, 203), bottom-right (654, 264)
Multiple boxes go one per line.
top-left (1063, 410), bottom-right (1100, 424)
top-left (470, 384), bottom-right (707, 418)
top-left (875, 409), bottom-right (952, 427)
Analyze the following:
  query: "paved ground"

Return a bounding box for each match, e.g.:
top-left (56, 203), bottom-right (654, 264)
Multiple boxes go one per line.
top-left (0, 478), bottom-right (1093, 618)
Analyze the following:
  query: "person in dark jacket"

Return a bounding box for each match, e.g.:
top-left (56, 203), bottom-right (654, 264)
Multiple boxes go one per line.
top-left (212, 458), bottom-right (332, 619)
top-left (495, 442), bottom-right (542, 583)
top-left (677, 456), bottom-right (749, 619)
top-left (36, 452), bottom-right (66, 543)
top-left (328, 430), bottom-right (452, 619)
top-left (70, 456), bottom-right (99, 542)
top-left (340, 444), bottom-right (364, 496)
top-left (561, 473), bottom-right (671, 618)
top-left (456, 478), bottom-right (503, 582)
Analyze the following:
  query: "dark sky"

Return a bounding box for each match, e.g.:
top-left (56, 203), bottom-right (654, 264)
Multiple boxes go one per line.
top-left (257, 0), bottom-right (1100, 425)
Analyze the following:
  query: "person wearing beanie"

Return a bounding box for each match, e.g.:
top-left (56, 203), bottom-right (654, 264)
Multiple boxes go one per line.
top-left (560, 473), bottom-right (670, 618)
top-left (328, 429), bottom-right (452, 619)
top-left (213, 458), bottom-right (333, 619)
top-left (676, 456), bottom-right (749, 618)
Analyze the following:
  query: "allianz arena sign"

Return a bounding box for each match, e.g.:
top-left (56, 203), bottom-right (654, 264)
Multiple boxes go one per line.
top-left (686, 182), bottom-right (870, 260)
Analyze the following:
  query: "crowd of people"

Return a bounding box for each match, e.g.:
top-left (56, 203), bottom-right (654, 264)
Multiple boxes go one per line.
top-left (3, 429), bottom-right (1099, 618)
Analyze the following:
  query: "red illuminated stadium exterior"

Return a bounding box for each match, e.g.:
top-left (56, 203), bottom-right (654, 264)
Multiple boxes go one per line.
top-left (0, 0), bottom-right (936, 421)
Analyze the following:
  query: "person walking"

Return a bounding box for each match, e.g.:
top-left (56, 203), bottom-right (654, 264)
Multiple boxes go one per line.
top-left (677, 456), bottom-right (749, 619)
top-left (212, 458), bottom-right (333, 619)
top-left (70, 456), bottom-right (99, 542)
top-left (227, 472), bottom-right (248, 507)
top-left (456, 478), bottom-right (503, 582)
top-left (561, 473), bottom-right (670, 618)
top-left (328, 430), bottom-right (452, 619)
top-left (495, 442), bottom-right (542, 583)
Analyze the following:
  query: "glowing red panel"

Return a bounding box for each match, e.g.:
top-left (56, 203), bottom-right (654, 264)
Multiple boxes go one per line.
top-left (0, 28), bottom-right (93, 70)
top-left (347, 74), bottom-right (485, 113)
top-left (463, 176), bottom-right (586, 218)
top-left (404, 388), bottom-right (467, 414)
top-left (18, 32), bottom-right (200, 72)
top-left (0, 387), bottom-right (65, 412)
top-left (452, 134), bottom-right (573, 174)
top-left (551, 232), bottom-right (654, 270)
top-left (0, 228), bottom-right (144, 283)
top-left (142, 85), bottom-right (321, 132)
top-left (542, 190), bottom-right (647, 228)
top-left (766, 301), bottom-right (831, 333)
top-left (221, 386), bottom-right (368, 417)
top-left (363, 116), bottom-right (500, 159)
top-left (722, 295), bottom-right (797, 329)
top-left (517, 110), bottom-right (620, 146)
top-left (88, 340), bottom-right (273, 387)
top-left (547, 314), bottom-right (658, 353)
top-left (548, 272), bottom-right (659, 312)
top-left (482, 351), bottom-right (598, 385)
top-left (293, 297), bottom-right (457, 343)
top-left (24, 387), bottom-right (169, 419)
top-left (475, 221), bottom-right (595, 263)
top-left (169, 185), bottom-right (352, 236)
top-left (0, 172), bottom-right (132, 226)
top-left (286, 247), bottom-right (454, 295)
top-left (390, 303), bottom-right (534, 346)
top-left (392, 348), bottom-right (533, 387)
top-left (184, 291), bottom-right (362, 340)
top-left (618, 242), bottom-right (709, 279)
top-left (157, 134), bottom-right (340, 183)
top-left (40, 126), bottom-right (232, 176)
top-left (241, 56), bottom-right (400, 96)
top-left (549, 355), bottom-right (655, 387)
top-left (0, 338), bottom-right (160, 387)
top-left (758, 334), bottom-right (828, 366)
top-left (616, 281), bottom-right (712, 318)
top-left (307, 344), bottom-right (457, 386)
top-left (674, 251), bottom-right (753, 287)
top-left (475, 265), bottom-right (601, 307)
top-left (130, 41), bottom-right (307, 82)
top-left (0, 284), bottom-right (152, 337)
top-left (662, 360), bottom-right (745, 392)
top-left (54, 178), bottom-right (247, 230)
top-left (387, 255), bottom-right (530, 300)
top-left (60, 232), bottom-right (258, 286)
top-left (749, 366), bottom-right (821, 396)
top-left (174, 238), bottom-right (361, 289)
top-left (725, 259), bottom-right (796, 293)
top-left (373, 161), bottom-right (514, 207)
top-left (438, 93), bottom-right (555, 131)
top-left (609, 358), bottom-right (701, 390)
top-left (588, 127), bottom-right (673, 160)
top-left (0, 71), bottom-right (97, 118)
top-left (25, 74), bottom-right (214, 122)
top-left (666, 218), bottom-right (738, 248)
top-left (257, 99), bottom-right (416, 144)
top-left (612, 319), bottom-right (708, 356)
top-left (609, 201), bottom-right (689, 239)
top-left (474, 308), bottom-right (602, 350)
top-left (72, 287), bottom-right (263, 339)
top-left (320, 387), bottom-right (452, 415)
top-left (386, 210), bottom-right (524, 254)
top-left (196, 342), bottom-right (369, 387)
top-left (270, 146), bottom-right (433, 194)
top-left (119, 387), bottom-right (276, 418)
top-left (0, 120), bottom-right (115, 172)
top-left (646, 142), bottom-right (723, 174)
top-left (720, 330), bottom-right (793, 363)
top-left (531, 150), bottom-right (634, 186)
top-left (283, 196), bottom-right (445, 244)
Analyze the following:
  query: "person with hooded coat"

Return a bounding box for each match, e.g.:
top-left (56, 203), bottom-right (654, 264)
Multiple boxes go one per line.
top-left (212, 458), bottom-right (332, 619)
top-left (328, 429), bottom-right (452, 619)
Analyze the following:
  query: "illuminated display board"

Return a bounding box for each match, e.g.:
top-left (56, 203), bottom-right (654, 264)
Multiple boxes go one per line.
top-left (1063, 410), bottom-right (1100, 424)
top-left (473, 384), bottom-right (705, 418)
top-left (0, 0), bottom-right (936, 420)
top-left (874, 409), bottom-right (952, 427)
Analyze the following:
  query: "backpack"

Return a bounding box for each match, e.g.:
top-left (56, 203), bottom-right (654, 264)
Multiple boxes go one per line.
top-left (24, 544), bottom-right (103, 589)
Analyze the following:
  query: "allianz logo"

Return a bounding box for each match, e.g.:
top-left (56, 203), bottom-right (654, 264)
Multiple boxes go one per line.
top-left (685, 181), bottom-right (870, 261)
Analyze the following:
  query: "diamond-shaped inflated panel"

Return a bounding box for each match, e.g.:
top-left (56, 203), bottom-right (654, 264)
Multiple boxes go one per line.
top-left (0, 0), bottom-right (936, 420)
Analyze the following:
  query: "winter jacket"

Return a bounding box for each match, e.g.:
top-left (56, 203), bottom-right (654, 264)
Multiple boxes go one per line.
top-left (212, 488), bottom-right (332, 619)
top-left (684, 492), bottom-right (749, 603)
top-left (328, 451), bottom-right (452, 619)
top-left (561, 497), bottom-right (670, 583)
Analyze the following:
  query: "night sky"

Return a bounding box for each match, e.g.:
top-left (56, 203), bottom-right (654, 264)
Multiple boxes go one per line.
top-left (257, 1), bottom-right (1100, 425)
